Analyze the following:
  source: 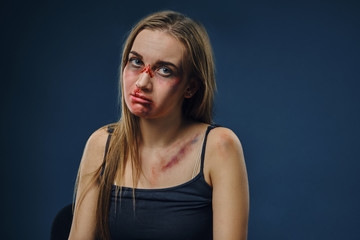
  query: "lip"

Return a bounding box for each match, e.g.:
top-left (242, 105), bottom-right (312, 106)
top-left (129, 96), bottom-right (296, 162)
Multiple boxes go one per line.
top-left (130, 93), bottom-right (152, 104)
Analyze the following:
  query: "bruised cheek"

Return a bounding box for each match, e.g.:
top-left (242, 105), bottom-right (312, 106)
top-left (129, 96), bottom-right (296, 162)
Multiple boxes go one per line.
top-left (123, 68), bottom-right (138, 88)
top-left (157, 76), bottom-right (182, 93)
top-left (123, 69), bottom-right (139, 100)
top-left (172, 77), bottom-right (181, 87)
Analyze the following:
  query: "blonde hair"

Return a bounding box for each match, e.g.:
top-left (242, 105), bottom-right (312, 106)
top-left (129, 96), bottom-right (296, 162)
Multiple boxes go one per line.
top-left (75, 10), bottom-right (216, 239)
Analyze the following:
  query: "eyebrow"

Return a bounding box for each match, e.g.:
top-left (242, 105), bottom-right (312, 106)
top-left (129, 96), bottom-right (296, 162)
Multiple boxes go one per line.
top-left (129, 51), bottom-right (181, 72)
top-left (129, 51), bottom-right (142, 59)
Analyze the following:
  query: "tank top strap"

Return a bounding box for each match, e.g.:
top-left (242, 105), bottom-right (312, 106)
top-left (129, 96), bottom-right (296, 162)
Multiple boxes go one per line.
top-left (101, 125), bottom-right (114, 176)
top-left (199, 124), bottom-right (219, 175)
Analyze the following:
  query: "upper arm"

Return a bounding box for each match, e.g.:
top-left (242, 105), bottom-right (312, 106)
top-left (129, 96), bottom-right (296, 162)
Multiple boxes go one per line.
top-left (207, 127), bottom-right (249, 240)
top-left (68, 127), bottom-right (109, 240)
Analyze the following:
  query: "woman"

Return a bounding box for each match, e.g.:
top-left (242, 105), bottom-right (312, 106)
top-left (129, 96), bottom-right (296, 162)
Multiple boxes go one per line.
top-left (69, 11), bottom-right (249, 240)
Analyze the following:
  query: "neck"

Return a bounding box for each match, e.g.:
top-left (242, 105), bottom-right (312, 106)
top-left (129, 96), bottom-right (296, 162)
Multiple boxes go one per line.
top-left (139, 112), bottom-right (188, 148)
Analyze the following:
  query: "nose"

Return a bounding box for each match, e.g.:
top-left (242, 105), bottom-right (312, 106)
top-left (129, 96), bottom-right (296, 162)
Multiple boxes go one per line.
top-left (136, 65), bottom-right (153, 91)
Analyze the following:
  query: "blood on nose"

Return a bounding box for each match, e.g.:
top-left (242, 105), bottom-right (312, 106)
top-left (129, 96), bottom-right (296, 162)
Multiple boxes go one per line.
top-left (140, 64), bottom-right (154, 78)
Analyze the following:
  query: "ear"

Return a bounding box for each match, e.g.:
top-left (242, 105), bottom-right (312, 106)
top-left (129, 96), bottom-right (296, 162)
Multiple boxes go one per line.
top-left (184, 78), bottom-right (200, 99)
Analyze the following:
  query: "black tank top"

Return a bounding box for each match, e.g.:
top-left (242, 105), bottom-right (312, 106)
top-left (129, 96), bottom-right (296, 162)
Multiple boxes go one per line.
top-left (104, 125), bottom-right (217, 240)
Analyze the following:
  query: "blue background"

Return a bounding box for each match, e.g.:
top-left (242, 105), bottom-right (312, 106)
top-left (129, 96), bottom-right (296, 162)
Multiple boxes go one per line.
top-left (2, 0), bottom-right (359, 239)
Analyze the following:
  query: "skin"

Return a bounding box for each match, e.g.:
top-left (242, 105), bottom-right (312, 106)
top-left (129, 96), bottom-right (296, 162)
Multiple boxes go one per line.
top-left (123, 29), bottom-right (190, 120)
top-left (146, 132), bottom-right (201, 186)
top-left (160, 134), bottom-right (200, 171)
top-left (69, 29), bottom-right (249, 240)
top-left (68, 128), bottom-right (108, 239)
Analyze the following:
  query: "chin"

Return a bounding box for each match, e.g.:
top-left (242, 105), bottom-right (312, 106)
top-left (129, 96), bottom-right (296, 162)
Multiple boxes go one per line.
top-left (125, 99), bottom-right (151, 117)
top-left (129, 106), bottom-right (152, 118)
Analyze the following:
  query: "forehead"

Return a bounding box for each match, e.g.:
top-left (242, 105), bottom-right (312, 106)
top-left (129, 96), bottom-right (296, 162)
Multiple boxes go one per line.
top-left (131, 29), bottom-right (186, 66)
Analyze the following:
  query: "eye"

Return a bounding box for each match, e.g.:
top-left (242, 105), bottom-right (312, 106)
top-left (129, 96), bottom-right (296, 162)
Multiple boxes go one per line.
top-left (157, 66), bottom-right (173, 77)
top-left (129, 57), bottom-right (143, 68)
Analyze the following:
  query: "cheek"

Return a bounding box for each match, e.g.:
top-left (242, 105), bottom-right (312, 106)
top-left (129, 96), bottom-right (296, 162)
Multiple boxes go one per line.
top-left (170, 77), bottom-right (185, 96)
top-left (123, 68), bottom-right (135, 105)
top-left (172, 77), bottom-right (181, 86)
top-left (157, 76), bottom-right (182, 93)
top-left (123, 67), bottom-right (138, 89)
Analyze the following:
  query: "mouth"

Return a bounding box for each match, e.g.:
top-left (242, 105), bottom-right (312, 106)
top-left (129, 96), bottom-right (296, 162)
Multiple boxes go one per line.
top-left (130, 92), bottom-right (152, 104)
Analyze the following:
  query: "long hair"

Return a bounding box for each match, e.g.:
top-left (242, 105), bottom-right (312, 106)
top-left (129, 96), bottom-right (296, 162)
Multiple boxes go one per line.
top-left (75, 10), bottom-right (216, 239)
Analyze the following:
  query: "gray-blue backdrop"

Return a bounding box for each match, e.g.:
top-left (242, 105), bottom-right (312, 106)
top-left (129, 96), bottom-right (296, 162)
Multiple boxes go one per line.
top-left (2, 0), bottom-right (359, 239)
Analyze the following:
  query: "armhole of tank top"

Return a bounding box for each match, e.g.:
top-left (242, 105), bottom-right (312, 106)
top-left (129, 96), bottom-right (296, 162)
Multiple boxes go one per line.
top-left (100, 125), bottom-right (114, 177)
top-left (199, 124), bottom-right (219, 177)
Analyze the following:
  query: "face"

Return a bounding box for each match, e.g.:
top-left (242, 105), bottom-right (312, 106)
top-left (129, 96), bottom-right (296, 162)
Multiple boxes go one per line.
top-left (123, 29), bottom-right (191, 119)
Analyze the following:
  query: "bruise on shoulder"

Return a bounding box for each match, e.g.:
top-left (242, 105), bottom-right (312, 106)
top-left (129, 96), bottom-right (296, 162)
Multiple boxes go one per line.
top-left (211, 128), bottom-right (241, 158)
top-left (148, 133), bottom-right (201, 184)
top-left (161, 133), bottom-right (200, 171)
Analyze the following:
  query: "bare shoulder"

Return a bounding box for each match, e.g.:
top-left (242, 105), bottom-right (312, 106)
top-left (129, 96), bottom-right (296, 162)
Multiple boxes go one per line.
top-left (207, 127), bottom-right (243, 157)
top-left (205, 127), bottom-right (246, 186)
top-left (80, 125), bottom-right (111, 173)
top-left (207, 127), bottom-right (249, 239)
top-left (85, 125), bottom-right (110, 151)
